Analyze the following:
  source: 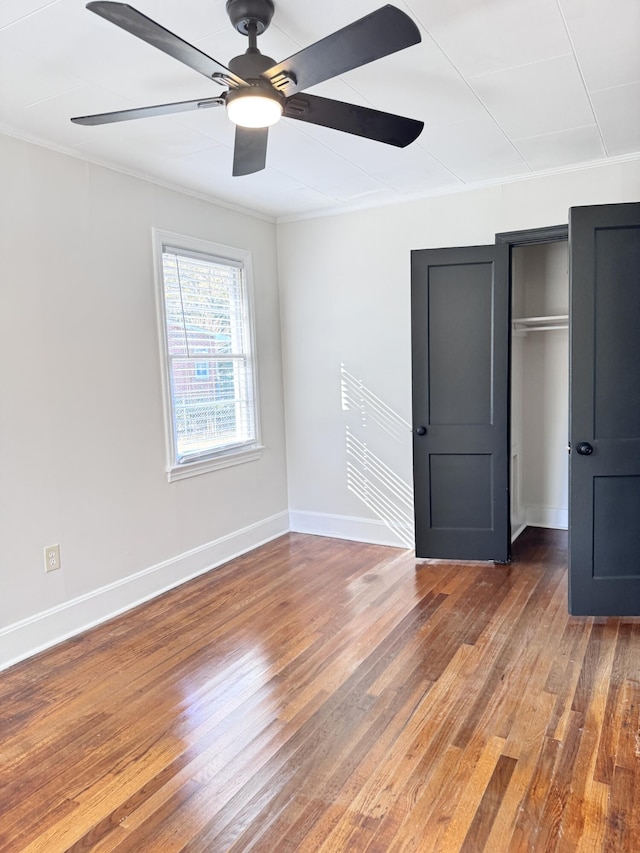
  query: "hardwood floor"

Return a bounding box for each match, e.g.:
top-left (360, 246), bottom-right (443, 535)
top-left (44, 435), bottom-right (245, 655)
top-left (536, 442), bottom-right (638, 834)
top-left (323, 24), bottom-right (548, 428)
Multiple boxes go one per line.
top-left (1, 528), bottom-right (639, 852)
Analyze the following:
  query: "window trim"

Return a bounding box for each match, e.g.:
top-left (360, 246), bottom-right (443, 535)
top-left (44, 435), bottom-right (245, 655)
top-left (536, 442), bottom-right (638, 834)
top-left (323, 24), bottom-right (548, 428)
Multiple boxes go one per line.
top-left (152, 229), bottom-right (263, 482)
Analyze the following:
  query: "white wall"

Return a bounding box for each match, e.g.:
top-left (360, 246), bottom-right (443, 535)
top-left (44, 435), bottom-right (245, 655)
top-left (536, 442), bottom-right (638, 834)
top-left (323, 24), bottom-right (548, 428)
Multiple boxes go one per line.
top-left (0, 134), bottom-right (289, 669)
top-left (277, 160), bottom-right (640, 548)
top-left (511, 242), bottom-right (569, 535)
top-left (522, 329), bottom-right (569, 528)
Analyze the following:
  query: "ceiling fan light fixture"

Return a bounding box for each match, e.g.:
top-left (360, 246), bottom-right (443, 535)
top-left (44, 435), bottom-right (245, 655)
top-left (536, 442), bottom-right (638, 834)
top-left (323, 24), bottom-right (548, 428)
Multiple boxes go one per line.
top-left (226, 87), bottom-right (283, 128)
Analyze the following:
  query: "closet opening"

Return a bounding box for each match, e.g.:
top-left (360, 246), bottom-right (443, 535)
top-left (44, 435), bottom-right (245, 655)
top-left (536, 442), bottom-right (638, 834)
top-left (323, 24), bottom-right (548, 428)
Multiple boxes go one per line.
top-left (509, 237), bottom-right (569, 544)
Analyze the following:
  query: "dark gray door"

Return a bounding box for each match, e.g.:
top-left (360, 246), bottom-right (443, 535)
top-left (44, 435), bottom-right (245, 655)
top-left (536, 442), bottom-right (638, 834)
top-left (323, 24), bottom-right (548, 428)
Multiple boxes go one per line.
top-left (411, 244), bottom-right (510, 561)
top-left (569, 202), bottom-right (640, 615)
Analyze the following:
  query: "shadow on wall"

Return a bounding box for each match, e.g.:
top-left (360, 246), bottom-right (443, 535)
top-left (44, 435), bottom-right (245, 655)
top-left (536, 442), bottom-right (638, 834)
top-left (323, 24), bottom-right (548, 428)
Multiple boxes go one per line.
top-left (341, 364), bottom-right (414, 548)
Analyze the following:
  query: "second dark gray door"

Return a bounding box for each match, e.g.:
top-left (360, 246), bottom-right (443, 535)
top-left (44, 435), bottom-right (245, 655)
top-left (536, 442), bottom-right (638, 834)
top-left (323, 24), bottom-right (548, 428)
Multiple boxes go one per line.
top-left (569, 202), bottom-right (640, 615)
top-left (411, 244), bottom-right (510, 561)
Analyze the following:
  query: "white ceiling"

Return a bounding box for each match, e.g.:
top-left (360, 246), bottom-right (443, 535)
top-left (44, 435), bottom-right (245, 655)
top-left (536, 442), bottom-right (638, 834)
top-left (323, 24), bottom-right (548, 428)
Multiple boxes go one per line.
top-left (1, 0), bottom-right (639, 220)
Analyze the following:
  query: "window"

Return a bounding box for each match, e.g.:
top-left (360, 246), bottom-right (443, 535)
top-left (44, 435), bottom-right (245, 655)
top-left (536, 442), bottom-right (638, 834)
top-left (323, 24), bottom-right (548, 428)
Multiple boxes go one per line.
top-left (153, 230), bottom-right (261, 480)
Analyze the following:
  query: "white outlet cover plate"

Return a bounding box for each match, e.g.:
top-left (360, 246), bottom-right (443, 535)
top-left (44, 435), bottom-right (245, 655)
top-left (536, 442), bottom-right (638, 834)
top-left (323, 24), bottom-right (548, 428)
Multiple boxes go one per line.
top-left (44, 544), bottom-right (61, 572)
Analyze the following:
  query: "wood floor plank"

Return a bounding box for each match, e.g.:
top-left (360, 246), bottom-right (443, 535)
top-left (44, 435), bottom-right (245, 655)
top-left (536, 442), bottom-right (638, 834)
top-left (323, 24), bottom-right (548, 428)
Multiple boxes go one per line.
top-left (555, 621), bottom-right (619, 850)
top-left (481, 691), bottom-right (557, 852)
top-left (438, 736), bottom-right (510, 852)
top-left (613, 679), bottom-right (640, 773)
top-left (545, 620), bottom-right (594, 743)
top-left (452, 558), bottom-right (566, 751)
top-left (532, 710), bottom-right (585, 852)
top-left (314, 646), bottom-right (478, 853)
top-left (311, 645), bottom-right (486, 851)
top-left (398, 732), bottom-right (489, 852)
top-left (459, 753), bottom-right (517, 852)
top-left (506, 734), bottom-right (563, 852)
top-left (576, 778), bottom-right (610, 853)
top-left (603, 764), bottom-right (640, 852)
top-left (384, 745), bottom-right (465, 853)
top-left (594, 621), bottom-right (634, 784)
top-left (1, 528), bottom-right (639, 852)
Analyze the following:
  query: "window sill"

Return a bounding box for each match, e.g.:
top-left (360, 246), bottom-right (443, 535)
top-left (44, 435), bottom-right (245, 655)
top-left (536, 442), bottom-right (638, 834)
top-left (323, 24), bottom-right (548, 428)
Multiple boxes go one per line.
top-left (167, 445), bottom-right (264, 482)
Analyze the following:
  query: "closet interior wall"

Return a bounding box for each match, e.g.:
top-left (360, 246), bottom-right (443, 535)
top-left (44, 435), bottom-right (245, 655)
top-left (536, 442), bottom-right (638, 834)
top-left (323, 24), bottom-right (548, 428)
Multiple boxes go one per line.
top-left (511, 241), bottom-right (569, 541)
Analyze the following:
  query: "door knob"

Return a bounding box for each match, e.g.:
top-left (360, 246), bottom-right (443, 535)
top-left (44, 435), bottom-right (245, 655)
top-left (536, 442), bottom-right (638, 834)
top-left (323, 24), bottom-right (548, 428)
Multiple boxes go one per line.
top-left (416, 426), bottom-right (427, 436)
top-left (576, 441), bottom-right (594, 456)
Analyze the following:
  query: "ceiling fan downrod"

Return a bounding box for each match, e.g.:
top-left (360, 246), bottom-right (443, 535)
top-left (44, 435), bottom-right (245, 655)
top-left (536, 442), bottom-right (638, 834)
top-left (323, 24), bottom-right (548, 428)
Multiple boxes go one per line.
top-left (226, 0), bottom-right (279, 81)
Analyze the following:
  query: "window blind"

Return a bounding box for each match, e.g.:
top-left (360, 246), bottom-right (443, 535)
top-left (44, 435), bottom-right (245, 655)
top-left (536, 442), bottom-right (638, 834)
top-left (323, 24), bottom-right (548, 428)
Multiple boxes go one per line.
top-left (161, 248), bottom-right (256, 463)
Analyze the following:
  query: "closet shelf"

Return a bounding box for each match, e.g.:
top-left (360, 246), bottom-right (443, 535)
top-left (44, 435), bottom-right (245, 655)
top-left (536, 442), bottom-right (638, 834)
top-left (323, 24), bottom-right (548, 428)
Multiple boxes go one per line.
top-left (512, 314), bottom-right (568, 331)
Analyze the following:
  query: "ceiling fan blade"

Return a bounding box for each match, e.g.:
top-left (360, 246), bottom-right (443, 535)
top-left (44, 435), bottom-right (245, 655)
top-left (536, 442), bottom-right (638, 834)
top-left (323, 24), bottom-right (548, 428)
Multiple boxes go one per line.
top-left (284, 93), bottom-right (423, 148)
top-left (86, 2), bottom-right (247, 88)
top-left (262, 5), bottom-right (421, 97)
top-left (233, 126), bottom-right (269, 176)
top-left (71, 97), bottom-right (224, 125)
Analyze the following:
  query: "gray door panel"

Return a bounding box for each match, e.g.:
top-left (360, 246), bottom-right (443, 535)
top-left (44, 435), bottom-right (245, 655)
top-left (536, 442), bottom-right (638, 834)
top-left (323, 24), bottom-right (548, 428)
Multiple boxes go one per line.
top-left (411, 244), bottom-right (510, 561)
top-left (569, 202), bottom-right (640, 615)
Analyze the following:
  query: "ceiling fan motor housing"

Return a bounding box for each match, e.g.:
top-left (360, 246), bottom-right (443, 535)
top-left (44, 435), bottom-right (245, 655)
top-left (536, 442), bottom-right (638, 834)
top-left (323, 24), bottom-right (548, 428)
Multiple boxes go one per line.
top-left (228, 49), bottom-right (277, 80)
top-left (226, 0), bottom-right (275, 35)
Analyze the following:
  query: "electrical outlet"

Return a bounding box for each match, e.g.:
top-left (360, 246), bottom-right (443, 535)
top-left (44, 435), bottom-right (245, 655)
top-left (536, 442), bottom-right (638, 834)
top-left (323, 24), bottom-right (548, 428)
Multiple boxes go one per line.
top-left (44, 544), bottom-right (61, 572)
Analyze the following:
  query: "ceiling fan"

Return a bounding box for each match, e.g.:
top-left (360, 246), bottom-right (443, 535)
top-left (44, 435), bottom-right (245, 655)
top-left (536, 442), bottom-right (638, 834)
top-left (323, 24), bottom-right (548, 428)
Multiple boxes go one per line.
top-left (71, 1), bottom-right (424, 176)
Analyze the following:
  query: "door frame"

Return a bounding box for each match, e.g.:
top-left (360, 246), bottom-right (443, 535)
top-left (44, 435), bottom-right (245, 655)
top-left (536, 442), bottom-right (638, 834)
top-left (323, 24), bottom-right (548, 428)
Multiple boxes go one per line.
top-left (496, 224), bottom-right (569, 549)
top-left (496, 225), bottom-right (568, 248)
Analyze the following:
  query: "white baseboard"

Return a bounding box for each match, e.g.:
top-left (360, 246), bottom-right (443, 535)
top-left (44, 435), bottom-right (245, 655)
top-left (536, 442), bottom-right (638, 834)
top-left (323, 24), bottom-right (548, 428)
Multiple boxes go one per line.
top-left (525, 505), bottom-right (568, 530)
top-left (289, 509), bottom-right (413, 549)
top-left (511, 522), bottom-right (527, 543)
top-left (0, 511), bottom-right (289, 672)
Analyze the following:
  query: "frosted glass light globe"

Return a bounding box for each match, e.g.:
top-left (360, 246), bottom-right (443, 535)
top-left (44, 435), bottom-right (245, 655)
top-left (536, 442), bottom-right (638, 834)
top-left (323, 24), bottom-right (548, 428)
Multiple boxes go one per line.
top-left (227, 93), bottom-right (282, 128)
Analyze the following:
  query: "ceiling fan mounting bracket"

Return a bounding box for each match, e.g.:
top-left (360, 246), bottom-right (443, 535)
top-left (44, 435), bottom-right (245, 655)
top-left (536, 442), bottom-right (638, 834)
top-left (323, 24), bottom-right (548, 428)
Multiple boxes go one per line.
top-left (285, 97), bottom-right (309, 116)
top-left (225, 0), bottom-right (275, 36)
top-left (269, 70), bottom-right (297, 92)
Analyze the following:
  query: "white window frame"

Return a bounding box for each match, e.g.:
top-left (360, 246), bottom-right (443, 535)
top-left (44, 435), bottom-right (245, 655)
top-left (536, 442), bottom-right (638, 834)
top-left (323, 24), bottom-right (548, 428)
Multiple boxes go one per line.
top-left (152, 229), bottom-right (262, 482)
